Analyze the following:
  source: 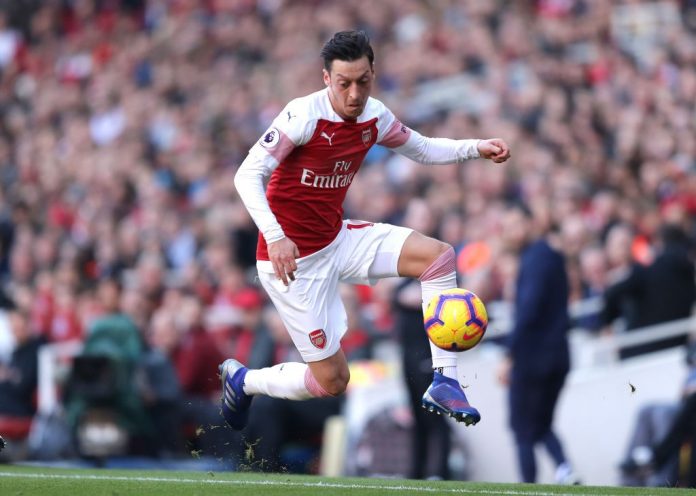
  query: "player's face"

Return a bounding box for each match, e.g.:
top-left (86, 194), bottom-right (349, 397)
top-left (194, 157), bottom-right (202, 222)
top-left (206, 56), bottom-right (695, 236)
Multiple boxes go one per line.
top-left (323, 56), bottom-right (374, 122)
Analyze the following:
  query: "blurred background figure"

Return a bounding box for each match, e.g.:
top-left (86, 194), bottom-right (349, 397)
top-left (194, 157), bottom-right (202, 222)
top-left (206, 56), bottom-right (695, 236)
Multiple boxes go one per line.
top-left (574, 245), bottom-right (609, 333)
top-left (148, 294), bottom-right (239, 460)
top-left (393, 278), bottom-right (451, 480)
top-left (603, 224), bottom-right (696, 358)
top-left (139, 309), bottom-right (183, 457)
top-left (620, 341), bottom-right (696, 488)
top-left (497, 203), bottom-right (578, 485)
top-left (0, 305), bottom-right (42, 460)
top-left (63, 277), bottom-right (152, 457)
top-left (393, 198), bottom-right (452, 480)
top-left (0, 306), bottom-right (40, 417)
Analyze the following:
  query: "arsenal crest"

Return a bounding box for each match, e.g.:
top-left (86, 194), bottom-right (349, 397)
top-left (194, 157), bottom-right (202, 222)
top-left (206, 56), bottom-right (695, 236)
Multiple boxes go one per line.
top-left (361, 128), bottom-right (372, 146)
top-left (309, 329), bottom-right (327, 349)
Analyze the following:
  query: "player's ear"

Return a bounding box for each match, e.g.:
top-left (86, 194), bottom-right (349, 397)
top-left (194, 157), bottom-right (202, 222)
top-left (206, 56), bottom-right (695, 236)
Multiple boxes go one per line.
top-left (322, 69), bottom-right (330, 87)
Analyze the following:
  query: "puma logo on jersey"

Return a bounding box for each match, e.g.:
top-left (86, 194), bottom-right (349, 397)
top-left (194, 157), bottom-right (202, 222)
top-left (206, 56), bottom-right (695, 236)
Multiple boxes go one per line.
top-left (320, 131), bottom-right (335, 146)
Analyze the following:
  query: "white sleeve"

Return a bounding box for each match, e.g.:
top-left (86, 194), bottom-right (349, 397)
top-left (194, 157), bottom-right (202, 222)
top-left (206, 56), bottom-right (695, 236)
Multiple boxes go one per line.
top-left (234, 100), bottom-right (315, 244)
top-left (374, 100), bottom-right (480, 164)
top-left (392, 128), bottom-right (481, 165)
top-left (234, 147), bottom-right (286, 244)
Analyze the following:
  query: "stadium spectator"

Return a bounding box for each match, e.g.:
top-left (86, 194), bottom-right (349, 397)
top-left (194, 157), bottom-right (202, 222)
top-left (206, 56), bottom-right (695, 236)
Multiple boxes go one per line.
top-left (210, 285), bottom-right (275, 366)
top-left (148, 295), bottom-right (240, 459)
top-left (63, 276), bottom-right (153, 455)
top-left (603, 224), bottom-right (696, 358)
top-left (140, 312), bottom-right (183, 457)
top-left (0, 305), bottom-right (42, 417)
top-left (573, 245), bottom-right (609, 333)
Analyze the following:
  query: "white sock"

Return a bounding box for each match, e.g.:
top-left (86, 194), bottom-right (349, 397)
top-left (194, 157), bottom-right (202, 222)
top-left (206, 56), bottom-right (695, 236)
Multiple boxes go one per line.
top-left (435, 365), bottom-right (458, 380)
top-left (243, 362), bottom-right (313, 400)
top-left (421, 272), bottom-right (460, 373)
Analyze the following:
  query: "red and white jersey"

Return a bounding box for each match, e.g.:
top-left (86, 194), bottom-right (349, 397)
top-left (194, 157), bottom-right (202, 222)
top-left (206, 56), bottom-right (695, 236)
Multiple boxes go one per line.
top-left (235, 88), bottom-right (481, 261)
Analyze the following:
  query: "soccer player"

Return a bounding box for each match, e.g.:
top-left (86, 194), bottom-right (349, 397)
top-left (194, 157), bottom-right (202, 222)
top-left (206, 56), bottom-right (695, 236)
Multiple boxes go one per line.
top-left (221, 30), bottom-right (510, 430)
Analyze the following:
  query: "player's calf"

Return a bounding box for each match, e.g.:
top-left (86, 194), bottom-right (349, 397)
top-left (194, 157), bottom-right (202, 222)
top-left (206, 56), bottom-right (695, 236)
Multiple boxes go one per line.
top-left (306, 350), bottom-right (350, 396)
top-left (224, 356), bottom-right (349, 406)
top-left (304, 368), bottom-right (343, 397)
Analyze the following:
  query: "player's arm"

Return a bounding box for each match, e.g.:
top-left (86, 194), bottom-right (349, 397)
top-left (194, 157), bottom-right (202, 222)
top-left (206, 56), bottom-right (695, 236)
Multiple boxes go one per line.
top-left (235, 142), bottom-right (300, 286)
top-left (376, 107), bottom-right (510, 164)
top-left (392, 128), bottom-right (509, 164)
top-left (234, 105), bottom-right (313, 285)
top-left (234, 145), bottom-right (286, 245)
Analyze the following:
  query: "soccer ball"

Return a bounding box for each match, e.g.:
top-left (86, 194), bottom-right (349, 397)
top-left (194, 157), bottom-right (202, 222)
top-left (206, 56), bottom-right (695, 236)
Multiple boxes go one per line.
top-left (424, 288), bottom-right (488, 351)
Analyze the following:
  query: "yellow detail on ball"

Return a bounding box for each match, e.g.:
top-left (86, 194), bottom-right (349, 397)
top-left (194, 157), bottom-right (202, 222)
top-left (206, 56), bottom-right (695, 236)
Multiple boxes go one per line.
top-left (424, 288), bottom-right (488, 352)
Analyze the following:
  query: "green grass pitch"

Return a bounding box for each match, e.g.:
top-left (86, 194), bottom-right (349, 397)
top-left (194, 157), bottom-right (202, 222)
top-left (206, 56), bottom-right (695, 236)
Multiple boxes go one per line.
top-left (0, 465), bottom-right (693, 495)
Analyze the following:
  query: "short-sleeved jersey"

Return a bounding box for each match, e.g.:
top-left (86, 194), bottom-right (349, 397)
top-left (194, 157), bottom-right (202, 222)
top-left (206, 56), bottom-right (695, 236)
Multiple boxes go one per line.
top-left (252, 88), bottom-right (410, 260)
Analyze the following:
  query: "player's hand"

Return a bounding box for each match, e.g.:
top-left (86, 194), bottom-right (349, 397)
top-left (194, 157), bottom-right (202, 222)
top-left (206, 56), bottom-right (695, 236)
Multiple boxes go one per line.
top-left (478, 138), bottom-right (511, 163)
top-left (497, 355), bottom-right (512, 386)
top-left (268, 237), bottom-right (300, 286)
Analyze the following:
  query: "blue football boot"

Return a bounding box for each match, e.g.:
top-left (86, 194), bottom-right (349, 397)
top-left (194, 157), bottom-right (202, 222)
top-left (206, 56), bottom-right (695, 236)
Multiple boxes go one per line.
top-left (219, 359), bottom-right (252, 430)
top-left (422, 371), bottom-right (481, 426)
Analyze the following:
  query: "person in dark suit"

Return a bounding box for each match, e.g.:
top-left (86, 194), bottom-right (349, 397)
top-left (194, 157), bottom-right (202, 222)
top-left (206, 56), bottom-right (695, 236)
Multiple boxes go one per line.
top-left (602, 224), bottom-right (696, 359)
top-left (497, 202), bottom-right (578, 484)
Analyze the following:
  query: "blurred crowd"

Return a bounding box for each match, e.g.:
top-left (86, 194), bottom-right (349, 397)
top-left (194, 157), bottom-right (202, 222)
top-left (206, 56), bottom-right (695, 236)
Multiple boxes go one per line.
top-left (0, 0), bottom-right (694, 475)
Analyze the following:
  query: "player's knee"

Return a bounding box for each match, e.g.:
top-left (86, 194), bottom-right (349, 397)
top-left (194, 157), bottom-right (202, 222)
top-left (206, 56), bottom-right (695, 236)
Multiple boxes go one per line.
top-left (420, 242), bottom-right (455, 281)
top-left (434, 241), bottom-right (452, 257)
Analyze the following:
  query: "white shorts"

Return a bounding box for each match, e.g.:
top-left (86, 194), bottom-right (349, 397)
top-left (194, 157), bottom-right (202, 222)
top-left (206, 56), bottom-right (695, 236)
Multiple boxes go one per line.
top-left (257, 220), bottom-right (413, 362)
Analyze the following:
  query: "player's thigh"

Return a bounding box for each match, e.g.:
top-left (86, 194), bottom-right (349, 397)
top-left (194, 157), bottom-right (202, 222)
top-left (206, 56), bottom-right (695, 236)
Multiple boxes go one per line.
top-left (257, 263), bottom-right (346, 363)
top-left (338, 220), bottom-right (412, 284)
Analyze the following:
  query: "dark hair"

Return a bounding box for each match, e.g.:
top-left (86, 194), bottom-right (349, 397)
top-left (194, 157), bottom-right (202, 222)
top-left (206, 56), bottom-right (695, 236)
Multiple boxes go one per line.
top-left (658, 224), bottom-right (691, 250)
top-left (321, 30), bottom-right (374, 71)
